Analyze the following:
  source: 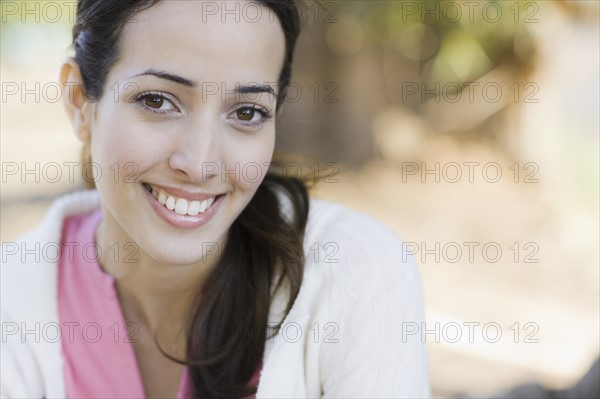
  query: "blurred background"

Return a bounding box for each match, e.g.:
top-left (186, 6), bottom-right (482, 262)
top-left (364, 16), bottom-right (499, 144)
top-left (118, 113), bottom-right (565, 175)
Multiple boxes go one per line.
top-left (1, 0), bottom-right (598, 397)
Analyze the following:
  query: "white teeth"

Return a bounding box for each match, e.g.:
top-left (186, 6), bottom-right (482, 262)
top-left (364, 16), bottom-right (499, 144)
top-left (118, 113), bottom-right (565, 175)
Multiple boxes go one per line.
top-left (148, 185), bottom-right (216, 216)
top-left (187, 201), bottom-right (201, 216)
top-left (158, 191), bottom-right (167, 205)
top-left (199, 199), bottom-right (208, 213)
top-left (165, 196), bottom-right (175, 211)
top-left (175, 198), bottom-right (188, 215)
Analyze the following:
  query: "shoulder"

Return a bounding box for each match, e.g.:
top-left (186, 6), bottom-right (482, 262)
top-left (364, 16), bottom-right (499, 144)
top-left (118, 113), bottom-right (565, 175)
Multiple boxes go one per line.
top-left (0, 190), bottom-right (98, 398)
top-left (1, 190), bottom-right (100, 316)
top-left (297, 200), bottom-right (429, 396)
top-left (305, 198), bottom-right (405, 247)
top-left (305, 198), bottom-right (417, 272)
top-left (302, 198), bottom-right (424, 306)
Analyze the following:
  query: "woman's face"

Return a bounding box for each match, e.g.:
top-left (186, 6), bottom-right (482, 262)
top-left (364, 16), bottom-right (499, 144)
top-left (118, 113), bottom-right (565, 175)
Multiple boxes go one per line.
top-left (87, 0), bottom-right (285, 265)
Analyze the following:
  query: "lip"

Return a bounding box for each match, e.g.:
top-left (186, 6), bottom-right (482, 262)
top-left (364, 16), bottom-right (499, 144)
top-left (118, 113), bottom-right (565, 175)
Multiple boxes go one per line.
top-left (147, 183), bottom-right (221, 201)
top-left (143, 183), bottom-right (225, 229)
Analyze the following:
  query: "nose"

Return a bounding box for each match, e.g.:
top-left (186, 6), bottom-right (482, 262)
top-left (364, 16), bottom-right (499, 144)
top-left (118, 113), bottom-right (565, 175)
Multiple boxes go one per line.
top-left (168, 117), bottom-right (222, 184)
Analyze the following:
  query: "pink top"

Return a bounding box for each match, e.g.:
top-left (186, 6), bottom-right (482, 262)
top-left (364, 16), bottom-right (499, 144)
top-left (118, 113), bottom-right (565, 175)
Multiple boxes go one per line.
top-left (58, 208), bottom-right (260, 398)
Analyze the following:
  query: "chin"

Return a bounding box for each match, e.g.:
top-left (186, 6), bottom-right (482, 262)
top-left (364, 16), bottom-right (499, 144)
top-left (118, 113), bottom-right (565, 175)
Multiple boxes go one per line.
top-left (144, 238), bottom-right (223, 267)
top-left (142, 251), bottom-right (200, 267)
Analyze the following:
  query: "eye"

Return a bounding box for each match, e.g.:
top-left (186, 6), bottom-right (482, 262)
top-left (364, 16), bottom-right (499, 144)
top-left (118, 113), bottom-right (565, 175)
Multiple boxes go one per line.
top-left (230, 105), bottom-right (273, 126)
top-left (133, 91), bottom-right (180, 114)
top-left (144, 94), bottom-right (164, 109)
top-left (237, 107), bottom-right (258, 121)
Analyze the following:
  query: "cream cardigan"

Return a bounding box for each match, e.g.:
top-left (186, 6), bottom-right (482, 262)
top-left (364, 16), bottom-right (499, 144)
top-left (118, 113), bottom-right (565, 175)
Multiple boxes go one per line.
top-left (1, 190), bottom-right (430, 398)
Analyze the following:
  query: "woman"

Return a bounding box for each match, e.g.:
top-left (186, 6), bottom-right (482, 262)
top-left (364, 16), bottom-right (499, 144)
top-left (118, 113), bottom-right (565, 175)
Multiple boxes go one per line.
top-left (0, 0), bottom-right (429, 397)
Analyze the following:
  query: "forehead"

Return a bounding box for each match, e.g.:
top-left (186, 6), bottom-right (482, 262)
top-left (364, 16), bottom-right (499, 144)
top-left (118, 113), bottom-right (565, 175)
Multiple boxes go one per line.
top-left (111, 0), bottom-right (286, 85)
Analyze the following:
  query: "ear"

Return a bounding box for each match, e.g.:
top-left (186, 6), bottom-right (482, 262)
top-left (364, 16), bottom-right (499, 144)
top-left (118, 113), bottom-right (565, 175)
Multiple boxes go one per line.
top-left (60, 58), bottom-right (94, 142)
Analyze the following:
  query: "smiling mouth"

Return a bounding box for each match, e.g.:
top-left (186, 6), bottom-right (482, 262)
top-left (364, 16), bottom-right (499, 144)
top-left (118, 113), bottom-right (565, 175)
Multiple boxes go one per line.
top-left (143, 183), bottom-right (223, 216)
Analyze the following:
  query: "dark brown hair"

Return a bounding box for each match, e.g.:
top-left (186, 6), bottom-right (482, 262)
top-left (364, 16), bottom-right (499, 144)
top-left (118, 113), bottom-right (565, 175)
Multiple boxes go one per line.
top-left (72, 1), bottom-right (309, 397)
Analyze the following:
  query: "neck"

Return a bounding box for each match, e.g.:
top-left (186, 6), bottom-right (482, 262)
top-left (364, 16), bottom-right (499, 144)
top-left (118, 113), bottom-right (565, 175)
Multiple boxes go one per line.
top-left (95, 220), bottom-right (223, 336)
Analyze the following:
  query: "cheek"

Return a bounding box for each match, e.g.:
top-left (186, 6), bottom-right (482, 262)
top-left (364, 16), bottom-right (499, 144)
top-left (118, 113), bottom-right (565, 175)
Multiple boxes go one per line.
top-left (225, 131), bottom-right (275, 191)
top-left (89, 105), bottom-right (159, 178)
top-left (88, 115), bottom-right (145, 193)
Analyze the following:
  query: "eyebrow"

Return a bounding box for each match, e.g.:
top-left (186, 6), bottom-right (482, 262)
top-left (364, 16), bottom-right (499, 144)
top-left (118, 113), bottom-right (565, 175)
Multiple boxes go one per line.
top-left (131, 69), bottom-right (277, 98)
top-left (132, 69), bottom-right (196, 88)
top-left (236, 83), bottom-right (276, 98)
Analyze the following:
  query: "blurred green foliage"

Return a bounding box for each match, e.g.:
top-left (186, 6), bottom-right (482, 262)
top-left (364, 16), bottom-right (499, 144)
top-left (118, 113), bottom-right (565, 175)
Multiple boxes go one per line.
top-left (338, 0), bottom-right (537, 83)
